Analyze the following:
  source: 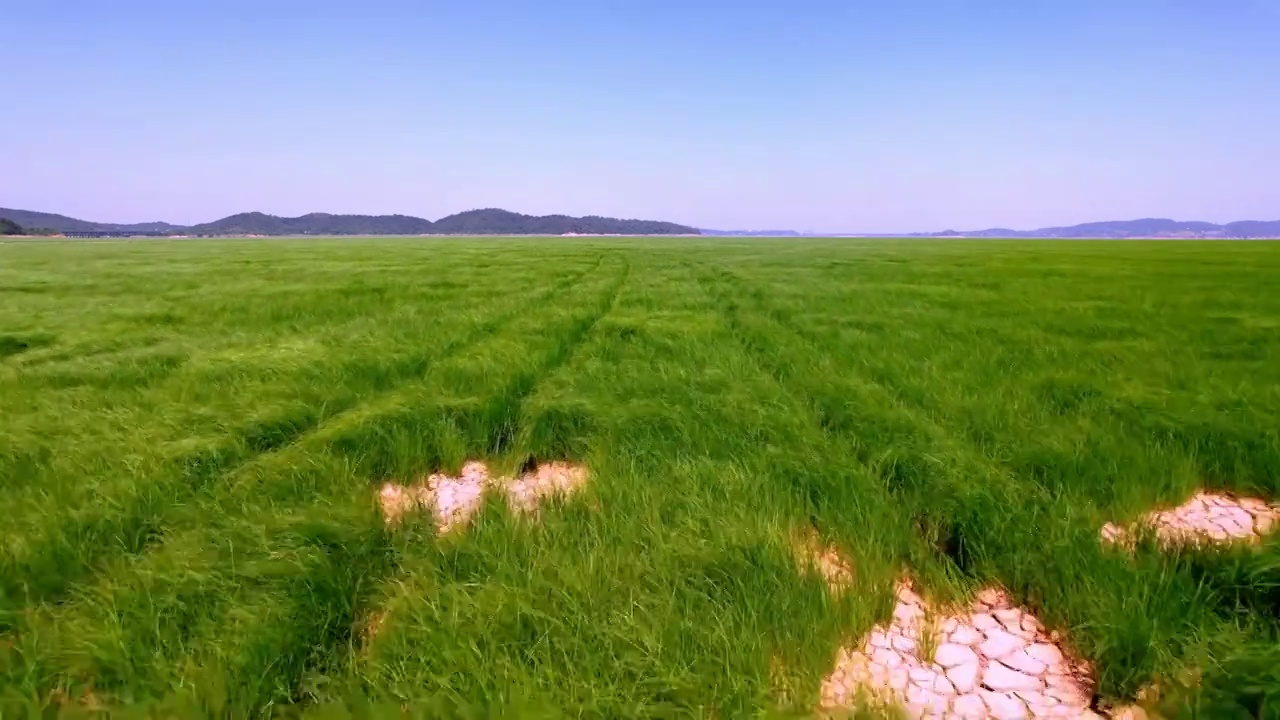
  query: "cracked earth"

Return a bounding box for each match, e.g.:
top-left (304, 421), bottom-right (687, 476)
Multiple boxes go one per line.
top-left (377, 460), bottom-right (589, 532)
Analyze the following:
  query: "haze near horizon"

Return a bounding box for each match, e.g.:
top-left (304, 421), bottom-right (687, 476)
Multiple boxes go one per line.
top-left (4, 0), bottom-right (1277, 233)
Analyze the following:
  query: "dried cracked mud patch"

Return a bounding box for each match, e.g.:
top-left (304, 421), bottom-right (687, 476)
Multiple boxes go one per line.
top-left (819, 580), bottom-right (1107, 719)
top-left (1100, 491), bottom-right (1280, 549)
top-left (363, 461), bottom-right (589, 648)
top-left (504, 460), bottom-right (590, 515)
top-left (793, 541), bottom-right (1147, 719)
top-left (377, 460), bottom-right (589, 533)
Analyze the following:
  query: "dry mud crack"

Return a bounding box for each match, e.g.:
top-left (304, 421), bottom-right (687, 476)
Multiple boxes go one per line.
top-left (364, 461), bottom-right (589, 647)
top-left (797, 543), bottom-right (1146, 719)
top-left (1100, 491), bottom-right (1279, 549)
top-left (799, 489), bottom-right (1279, 717)
top-left (377, 460), bottom-right (588, 533)
top-left (819, 580), bottom-right (1106, 719)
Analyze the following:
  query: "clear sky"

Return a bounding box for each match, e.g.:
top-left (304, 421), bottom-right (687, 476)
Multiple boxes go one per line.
top-left (3, 0), bottom-right (1277, 232)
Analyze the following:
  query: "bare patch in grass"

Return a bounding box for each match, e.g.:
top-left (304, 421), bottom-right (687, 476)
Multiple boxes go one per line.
top-left (504, 460), bottom-right (589, 515)
top-left (819, 579), bottom-right (1121, 718)
top-left (378, 460), bottom-right (490, 533)
top-left (1101, 491), bottom-right (1280, 549)
top-left (377, 460), bottom-right (589, 533)
top-left (791, 526), bottom-right (854, 594)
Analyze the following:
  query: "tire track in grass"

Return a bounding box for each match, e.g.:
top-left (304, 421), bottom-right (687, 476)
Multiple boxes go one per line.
top-left (172, 253), bottom-right (605, 489)
top-left (270, 255), bottom-right (630, 484)
top-left (695, 261), bottom-right (1065, 535)
top-left (688, 263), bottom-right (961, 595)
top-left (701, 262), bottom-right (1249, 707)
top-left (173, 252), bottom-right (608, 488)
top-left (1, 259), bottom-right (630, 714)
top-left (693, 262), bottom-right (1135, 704)
top-left (176, 259), bottom-right (633, 714)
top-left (677, 258), bottom-right (936, 594)
top-left (482, 256), bottom-right (630, 458)
top-left (702, 262), bottom-right (1087, 503)
top-left (274, 260), bottom-right (631, 713)
top-left (0, 257), bottom-right (604, 632)
top-left (341, 259), bottom-right (901, 716)
top-left (703, 262), bottom-right (1176, 550)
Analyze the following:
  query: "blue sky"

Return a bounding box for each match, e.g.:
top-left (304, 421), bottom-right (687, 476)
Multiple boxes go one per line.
top-left (3, 0), bottom-right (1277, 231)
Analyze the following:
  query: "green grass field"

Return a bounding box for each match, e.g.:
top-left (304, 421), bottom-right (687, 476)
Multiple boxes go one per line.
top-left (1, 237), bottom-right (1278, 718)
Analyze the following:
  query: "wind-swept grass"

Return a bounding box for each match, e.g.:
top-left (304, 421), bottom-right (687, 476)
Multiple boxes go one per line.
top-left (1, 237), bottom-right (1278, 718)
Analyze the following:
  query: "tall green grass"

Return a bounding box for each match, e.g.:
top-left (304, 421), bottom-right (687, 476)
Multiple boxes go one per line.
top-left (1, 237), bottom-right (1278, 718)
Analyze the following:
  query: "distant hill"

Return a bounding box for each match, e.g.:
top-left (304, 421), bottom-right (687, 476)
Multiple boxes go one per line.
top-left (0, 208), bottom-right (181, 234)
top-left (0, 207), bottom-right (700, 236)
top-left (7, 206), bottom-right (1277, 239)
top-left (934, 218), bottom-right (1280, 239)
top-left (1223, 220), bottom-right (1280, 237)
top-left (0, 217), bottom-right (24, 235)
top-left (187, 212), bottom-right (438, 236)
top-left (431, 208), bottom-right (698, 235)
